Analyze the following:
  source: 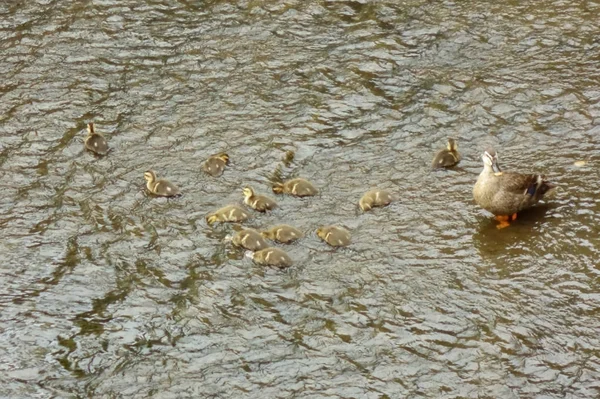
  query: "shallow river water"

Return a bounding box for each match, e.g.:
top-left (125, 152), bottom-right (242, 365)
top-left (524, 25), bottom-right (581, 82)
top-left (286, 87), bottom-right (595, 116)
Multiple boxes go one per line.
top-left (1, 1), bottom-right (600, 398)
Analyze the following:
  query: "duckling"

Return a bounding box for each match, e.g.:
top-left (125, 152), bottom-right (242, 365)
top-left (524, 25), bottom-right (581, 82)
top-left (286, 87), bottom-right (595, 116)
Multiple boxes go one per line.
top-left (84, 122), bottom-right (109, 156)
top-left (473, 148), bottom-right (555, 229)
top-left (432, 138), bottom-right (461, 168)
top-left (206, 205), bottom-right (250, 225)
top-left (316, 225), bottom-right (351, 247)
top-left (232, 228), bottom-right (269, 251)
top-left (272, 178), bottom-right (317, 197)
top-left (261, 224), bottom-right (303, 244)
top-left (250, 247), bottom-right (293, 268)
top-left (143, 170), bottom-right (181, 197)
top-left (359, 189), bottom-right (394, 211)
top-left (243, 186), bottom-right (277, 212)
top-left (203, 152), bottom-right (229, 177)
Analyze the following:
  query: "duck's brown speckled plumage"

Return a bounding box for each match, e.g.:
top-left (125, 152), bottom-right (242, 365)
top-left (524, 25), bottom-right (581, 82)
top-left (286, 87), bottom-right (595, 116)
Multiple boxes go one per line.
top-left (473, 148), bottom-right (554, 217)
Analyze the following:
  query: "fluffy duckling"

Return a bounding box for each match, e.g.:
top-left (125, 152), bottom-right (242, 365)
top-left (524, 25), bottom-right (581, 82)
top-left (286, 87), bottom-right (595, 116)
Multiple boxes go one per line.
top-left (272, 178), bottom-right (317, 197)
top-left (206, 205), bottom-right (250, 225)
top-left (316, 225), bottom-right (351, 247)
top-left (143, 170), bottom-right (181, 197)
top-left (250, 247), bottom-right (293, 268)
top-left (359, 189), bottom-right (394, 211)
top-left (432, 138), bottom-right (461, 168)
top-left (242, 186), bottom-right (277, 212)
top-left (84, 122), bottom-right (109, 156)
top-left (203, 152), bottom-right (229, 177)
top-left (261, 224), bottom-right (303, 244)
top-left (232, 228), bottom-right (269, 251)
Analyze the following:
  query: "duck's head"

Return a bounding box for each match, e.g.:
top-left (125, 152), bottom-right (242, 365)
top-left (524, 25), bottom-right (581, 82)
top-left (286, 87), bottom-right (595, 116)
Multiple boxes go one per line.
top-left (447, 138), bottom-right (458, 151)
top-left (482, 149), bottom-right (501, 173)
top-left (242, 186), bottom-right (255, 199)
top-left (87, 122), bottom-right (95, 135)
top-left (316, 227), bottom-right (325, 239)
top-left (206, 214), bottom-right (218, 225)
top-left (358, 197), bottom-right (372, 212)
top-left (144, 170), bottom-right (157, 183)
top-left (272, 182), bottom-right (284, 194)
top-left (217, 153), bottom-right (230, 164)
top-left (231, 232), bottom-right (243, 246)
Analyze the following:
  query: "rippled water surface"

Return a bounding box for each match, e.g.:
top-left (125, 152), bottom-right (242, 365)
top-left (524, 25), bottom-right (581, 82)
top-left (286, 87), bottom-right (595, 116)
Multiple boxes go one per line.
top-left (1, 1), bottom-right (600, 398)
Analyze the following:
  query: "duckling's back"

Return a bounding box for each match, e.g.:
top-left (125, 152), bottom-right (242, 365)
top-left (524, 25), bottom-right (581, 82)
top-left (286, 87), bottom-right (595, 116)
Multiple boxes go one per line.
top-left (432, 150), bottom-right (460, 168)
top-left (85, 124), bottom-right (109, 155)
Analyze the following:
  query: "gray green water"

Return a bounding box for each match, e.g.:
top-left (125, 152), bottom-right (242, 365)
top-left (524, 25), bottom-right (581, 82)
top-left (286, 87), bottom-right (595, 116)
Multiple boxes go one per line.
top-left (1, 1), bottom-right (599, 398)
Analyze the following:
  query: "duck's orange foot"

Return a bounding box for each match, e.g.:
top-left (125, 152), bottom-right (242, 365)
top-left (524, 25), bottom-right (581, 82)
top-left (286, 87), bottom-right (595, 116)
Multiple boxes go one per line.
top-left (495, 215), bottom-right (512, 229)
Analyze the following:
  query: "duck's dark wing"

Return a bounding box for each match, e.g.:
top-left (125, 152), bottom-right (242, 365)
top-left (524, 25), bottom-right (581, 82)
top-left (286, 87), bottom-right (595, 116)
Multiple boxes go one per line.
top-left (496, 172), bottom-right (553, 196)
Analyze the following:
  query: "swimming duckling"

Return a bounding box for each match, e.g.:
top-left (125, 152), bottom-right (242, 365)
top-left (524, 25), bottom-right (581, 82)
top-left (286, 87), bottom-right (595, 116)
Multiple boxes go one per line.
top-left (232, 228), bottom-right (269, 251)
top-left (243, 186), bottom-right (277, 212)
top-left (359, 189), bottom-right (394, 211)
top-left (261, 224), bottom-right (303, 244)
top-left (272, 178), bottom-right (317, 197)
top-left (143, 170), bottom-right (181, 197)
top-left (206, 205), bottom-right (250, 225)
top-left (316, 225), bottom-right (351, 247)
top-left (432, 138), bottom-right (461, 168)
top-left (84, 122), bottom-right (109, 156)
top-left (203, 152), bottom-right (229, 177)
top-left (250, 247), bottom-right (293, 268)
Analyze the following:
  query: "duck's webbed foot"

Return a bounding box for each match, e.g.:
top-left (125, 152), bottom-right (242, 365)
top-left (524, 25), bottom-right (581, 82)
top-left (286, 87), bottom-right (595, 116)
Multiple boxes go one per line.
top-left (495, 214), bottom-right (517, 229)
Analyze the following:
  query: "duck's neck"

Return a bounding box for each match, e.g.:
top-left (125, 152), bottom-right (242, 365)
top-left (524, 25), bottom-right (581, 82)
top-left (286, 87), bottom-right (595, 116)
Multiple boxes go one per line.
top-left (481, 163), bottom-right (495, 175)
top-left (146, 179), bottom-right (155, 191)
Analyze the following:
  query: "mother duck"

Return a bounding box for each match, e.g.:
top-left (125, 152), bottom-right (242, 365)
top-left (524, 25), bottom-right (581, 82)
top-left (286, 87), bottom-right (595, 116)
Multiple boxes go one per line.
top-left (473, 148), bottom-right (555, 228)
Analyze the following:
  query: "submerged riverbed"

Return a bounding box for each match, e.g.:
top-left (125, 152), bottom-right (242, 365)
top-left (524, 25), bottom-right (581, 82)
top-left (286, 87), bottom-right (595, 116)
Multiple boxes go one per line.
top-left (1, 1), bottom-right (599, 398)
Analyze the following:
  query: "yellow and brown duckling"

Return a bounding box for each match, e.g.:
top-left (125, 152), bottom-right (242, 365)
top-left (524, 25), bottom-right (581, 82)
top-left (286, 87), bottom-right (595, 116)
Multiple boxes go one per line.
top-left (203, 152), bottom-right (229, 177)
top-left (272, 178), bottom-right (317, 197)
top-left (84, 122), bottom-right (109, 156)
top-left (143, 170), bottom-right (181, 197)
top-left (242, 186), bottom-right (278, 212)
top-left (261, 224), bottom-right (303, 244)
top-left (359, 189), bottom-right (394, 211)
top-left (316, 225), bottom-right (351, 247)
top-left (232, 228), bottom-right (269, 251)
top-left (250, 247), bottom-right (293, 268)
top-left (206, 205), bottom-right (250, 225)
top-left (432, 138), bottom-right (461, 169)
top-left (473, 148), bottom-right (555, 229)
